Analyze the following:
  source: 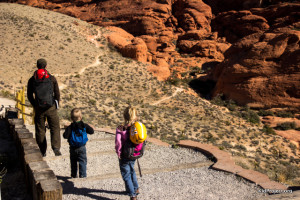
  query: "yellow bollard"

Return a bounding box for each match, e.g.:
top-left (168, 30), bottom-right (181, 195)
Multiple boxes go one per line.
top-left (21, 86), bottom-right (25, 122)
top-left (16, 90), bottom-right (21, 118)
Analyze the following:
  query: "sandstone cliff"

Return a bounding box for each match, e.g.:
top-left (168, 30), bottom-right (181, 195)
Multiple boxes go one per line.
top-left (1, 0), bottom-right (300, 109)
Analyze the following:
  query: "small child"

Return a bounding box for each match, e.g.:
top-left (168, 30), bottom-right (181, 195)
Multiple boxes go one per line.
top-left (63, 108), bottom-right (94, 178)
top-left (115, 106), bottom-right (141, 200)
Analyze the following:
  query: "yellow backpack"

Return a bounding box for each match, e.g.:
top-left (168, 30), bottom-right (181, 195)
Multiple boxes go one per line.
top-left (130, 122), bottom-right (147, 144)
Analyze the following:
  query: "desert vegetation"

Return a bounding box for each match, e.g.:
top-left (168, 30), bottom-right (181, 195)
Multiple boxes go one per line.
top-left (0, 3), bottom-right (299, 186)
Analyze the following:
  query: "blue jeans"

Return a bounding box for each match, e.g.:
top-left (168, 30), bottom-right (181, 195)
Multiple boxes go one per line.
top-left (119, 159), bottom-right (139, 197)
top-left (70, 145), bottom-right (87, 178)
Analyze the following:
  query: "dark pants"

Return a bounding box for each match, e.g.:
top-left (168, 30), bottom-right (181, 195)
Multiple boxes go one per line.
top-left (119, 159), bottom-right (139, 197)
top-left (70, 145), bottom-right (87, 178)
top-left (35, 105), bottom-right (60, 155)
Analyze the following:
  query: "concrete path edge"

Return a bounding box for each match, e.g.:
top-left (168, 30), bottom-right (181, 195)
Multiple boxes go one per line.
top-left (177, 140), bottom-right (288, 191)
top-left (95, 128), bottom-right (288, 191)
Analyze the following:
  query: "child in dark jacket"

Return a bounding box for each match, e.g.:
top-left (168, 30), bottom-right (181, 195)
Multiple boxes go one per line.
top-left (63, 108), bottom-right (94, 178)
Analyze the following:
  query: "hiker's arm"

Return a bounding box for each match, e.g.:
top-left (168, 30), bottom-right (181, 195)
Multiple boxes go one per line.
top-left (85, 123), bottom-right (94, 134)
top-left (51, 76), bottom-right (60, 104)
top-left (63, 126), bottom-right (71, 139)
top-left (115, 128), bottom-right (123, 158)
top-left (27, 78), bottom-right (35, 107)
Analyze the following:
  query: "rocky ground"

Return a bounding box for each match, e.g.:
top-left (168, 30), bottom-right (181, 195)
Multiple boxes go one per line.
top-left (0, 3), bottom-right (299, 188)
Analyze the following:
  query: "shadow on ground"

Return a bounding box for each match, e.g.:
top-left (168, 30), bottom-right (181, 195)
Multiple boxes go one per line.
top-left (57, 175), bottom-right (126, 200)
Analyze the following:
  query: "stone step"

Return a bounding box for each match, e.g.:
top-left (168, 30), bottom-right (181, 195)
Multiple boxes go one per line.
top-left (44, 150), bottom-right (115, 161)
top-left (63, 160), bottom-right (213, 183)
top-left (46, 144), bottom-right (209, 179)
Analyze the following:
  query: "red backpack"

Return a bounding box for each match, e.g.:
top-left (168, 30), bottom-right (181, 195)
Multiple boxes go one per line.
top-left (33, 69), bottom-right (54, 108)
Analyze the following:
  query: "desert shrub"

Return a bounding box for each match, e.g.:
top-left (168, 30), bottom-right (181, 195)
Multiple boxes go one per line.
top-left (234, 144), bottom-right (247, 151)
top-left (103, 17), bottom-right (110, 22)
top-left (251, 140), bottom-right (259, 146)
top-left (204, 133), bottom-right (216, 143)
top-left (272, 163), bottom-right (300, 183)
top-left (258, 109), bottom-right (274, 116)
top-left (226, 99), bottom-right (237, 111)
top-left (0, 90), bottom-right (13, 99)
top-left (262, 124), bottom-right (276, 135)
top-left (276, 111), bottom-right (294, 118)
top-left (240, 109), bottom-right (260, 124)
top-left (275, 122), bottom-right (296, 130)
top-left (167, 77), bottom-right (181, 86)
top-left (211, 94), bottom-right (237, 111)
top-left (211, 94), bottom-right (226, 106)
top-left (88, 99), bottom-right (96, 105)
top-left (221, 141), bottom-right (233, 148)
top-left (58, 108), bottom-right (71, 120)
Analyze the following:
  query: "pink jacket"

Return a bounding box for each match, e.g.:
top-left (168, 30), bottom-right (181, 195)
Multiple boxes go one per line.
top-left (115, 127), bottom-right (128, 158)
top-left (115, 126), bottom-right (143, 158)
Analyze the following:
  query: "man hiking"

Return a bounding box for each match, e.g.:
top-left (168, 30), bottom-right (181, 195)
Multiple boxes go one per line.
top-left (27, 58), bottom-right (61, 156)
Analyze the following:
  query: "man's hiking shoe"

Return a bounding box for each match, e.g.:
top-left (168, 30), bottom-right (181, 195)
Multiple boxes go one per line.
top-left (135, 189), bottom-right (140, 195)
top-left (54, 150), bottom-right (62, 156)
top-left (130, 196), bottom-right (137, 200)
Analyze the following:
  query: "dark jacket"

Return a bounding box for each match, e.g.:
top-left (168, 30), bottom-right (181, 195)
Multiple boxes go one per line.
top-left (27, 71), bottom-right (60, 108)
top-left (63, 121), bottom-right (94, 144)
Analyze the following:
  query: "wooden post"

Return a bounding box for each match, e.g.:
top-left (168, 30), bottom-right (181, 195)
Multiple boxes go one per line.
top-left (37, 179), bottom-right (63, 200)
top-left (30, 170), bottom-right (57, 200)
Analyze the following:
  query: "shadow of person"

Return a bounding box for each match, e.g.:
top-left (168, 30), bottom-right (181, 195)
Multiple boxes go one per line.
top-left (57, 175), bottom-right (126, 200)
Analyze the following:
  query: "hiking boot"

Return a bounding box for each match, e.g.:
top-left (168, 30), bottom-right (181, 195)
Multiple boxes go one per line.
top-left (53, 149), bottom-right (62, 156)
top-left (130, 196), bottom-right (137, 200)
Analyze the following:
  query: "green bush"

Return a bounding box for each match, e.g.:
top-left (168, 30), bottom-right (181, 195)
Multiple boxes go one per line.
top-left (241, 110), bottom-right (260, 124)
top-left (167, 77), bottom-right (181, 86)
top-left (88, 99), bottom-right (96, 105)
top-left (234, 144), bottom-right (247, 151)
top-left (258, 110), bottom-right (274, 116)
top-left (221, 141), bottom-right (233, 148)
top-left (262, 125), bottom-right (276, 135)
top-left (276, 111), bottom-right (294, 118)
top-left (275, 122), bottom-right (296, 130)
top-left (0, 90), bottom-right (13, 99)
top-left (211, 94), bottom-right (226, 106)
top-left (211, 94), bottom-right (237, 111)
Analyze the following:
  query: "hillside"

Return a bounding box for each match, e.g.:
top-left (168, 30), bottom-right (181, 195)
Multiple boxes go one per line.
top-left (0, 2), bottom-right (299, 186)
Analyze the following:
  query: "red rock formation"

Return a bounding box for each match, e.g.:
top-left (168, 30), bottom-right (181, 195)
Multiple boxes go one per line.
top-left (212, 10), bottom-right (269, 43)
top-left (210, 30), bottom-right (300, 109)
top-left (251, 3), bottom-right (300, 30)
top-left (106, 27), bottom-right (148, 62)
top-left (203, 0), bottom-right (288, 14)
top-left (177, 30), bottom-right (230, 60)
top-left (211, 2), bottom-right (299, 43)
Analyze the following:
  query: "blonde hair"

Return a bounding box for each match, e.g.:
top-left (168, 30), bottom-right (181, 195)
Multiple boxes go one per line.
top-left (123, 106), bottom-right (137, 126)
top-left (71, 108), bottom-right (82, 122)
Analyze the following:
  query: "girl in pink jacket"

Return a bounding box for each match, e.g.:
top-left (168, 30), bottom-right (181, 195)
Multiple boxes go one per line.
top-left (115, 106), bottom-right (140, 200)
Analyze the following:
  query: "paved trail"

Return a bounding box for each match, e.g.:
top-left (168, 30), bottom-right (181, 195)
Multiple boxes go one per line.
top-left (24, 124), bottom-right (268, 200)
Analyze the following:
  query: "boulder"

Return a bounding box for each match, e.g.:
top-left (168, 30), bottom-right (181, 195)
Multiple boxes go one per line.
top-left (210, 30), bottom-right (300, 109)
top-left (212, 10), bottom-right (269, 43)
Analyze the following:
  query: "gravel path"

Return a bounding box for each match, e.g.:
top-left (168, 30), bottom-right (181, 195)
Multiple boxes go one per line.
top-left (25, 125), bottom-right (266, 200)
